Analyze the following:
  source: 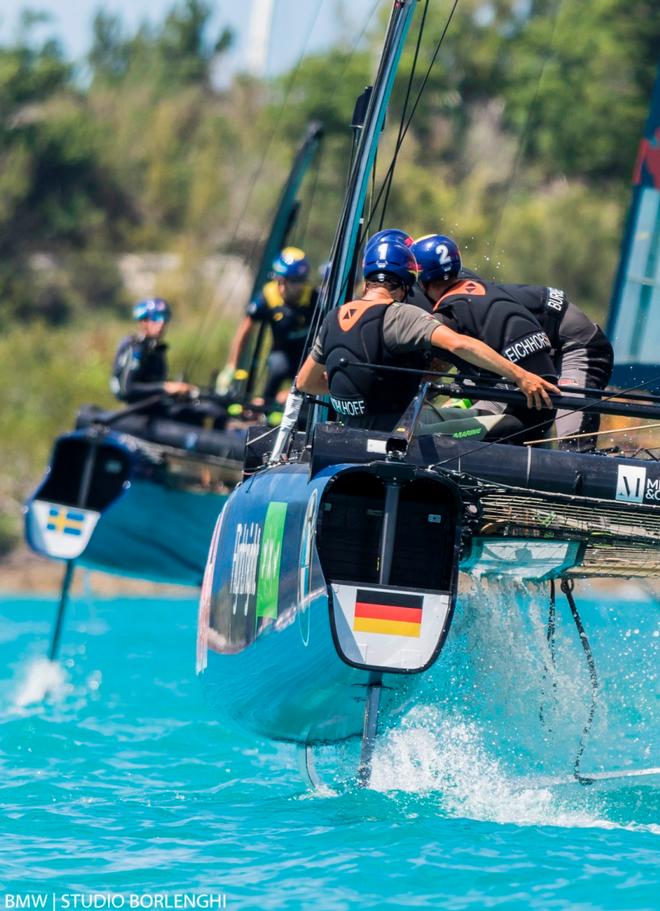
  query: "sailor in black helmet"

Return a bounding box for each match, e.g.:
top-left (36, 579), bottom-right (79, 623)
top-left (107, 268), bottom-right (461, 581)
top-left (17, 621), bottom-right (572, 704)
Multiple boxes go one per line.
top-left (111, 298), bottom-right (197, 403)
top-left (415, 233), bottom-right (613, 450)
top-left (296, 241), bottom-right (558, 434)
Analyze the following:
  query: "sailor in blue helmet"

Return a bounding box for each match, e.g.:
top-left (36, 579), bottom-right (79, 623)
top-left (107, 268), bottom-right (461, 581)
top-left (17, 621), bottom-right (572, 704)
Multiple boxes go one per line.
top-left (296, 240), bottom-right (557, 433)
top-left (218, 246), bottom-right (318, 402)
top-left (111, 298), bottom-right (197, 404)
top-left (413, 232), bottom-right (612, 449)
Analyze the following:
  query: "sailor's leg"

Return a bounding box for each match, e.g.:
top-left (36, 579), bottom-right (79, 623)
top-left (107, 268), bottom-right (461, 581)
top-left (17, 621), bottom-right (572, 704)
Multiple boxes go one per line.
top-left (555, 337), bottom-right (613, 450)
top-left (418, 406), bottom-right (525, 442)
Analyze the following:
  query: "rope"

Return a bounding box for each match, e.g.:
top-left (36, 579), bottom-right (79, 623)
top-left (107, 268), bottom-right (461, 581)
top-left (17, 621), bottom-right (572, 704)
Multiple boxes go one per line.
top-left (491, 0), bottom-right (566, 254)
top-left (524, 420), bottom-right (660, 447)
top-left (377, 0), bottom-right (430, 229)
top-left (539, 578), bottom-right (557, 728)
top-left (560, 579), bottom-right (599, 784)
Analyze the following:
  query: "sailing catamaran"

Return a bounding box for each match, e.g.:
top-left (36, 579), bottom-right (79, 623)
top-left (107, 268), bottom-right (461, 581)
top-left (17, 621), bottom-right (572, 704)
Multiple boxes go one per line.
top-left (23, 123), bottom-right (323, 656)
top-left (197, 2), bottom-right (660, 783)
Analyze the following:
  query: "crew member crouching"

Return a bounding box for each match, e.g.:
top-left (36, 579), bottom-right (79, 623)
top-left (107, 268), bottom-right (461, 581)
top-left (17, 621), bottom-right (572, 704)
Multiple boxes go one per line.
top-left (412, 234), bottom-right (560, 443)
top-left (296, 241), bottom-right (558, 437)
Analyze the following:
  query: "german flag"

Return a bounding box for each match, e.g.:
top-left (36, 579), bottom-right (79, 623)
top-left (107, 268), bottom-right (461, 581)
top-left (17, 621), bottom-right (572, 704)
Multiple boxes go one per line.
top-left (353, 588), bottom-right (423, 638)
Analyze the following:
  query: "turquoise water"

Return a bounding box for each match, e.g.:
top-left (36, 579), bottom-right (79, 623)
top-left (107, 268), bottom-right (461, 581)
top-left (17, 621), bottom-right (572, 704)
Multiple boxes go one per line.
top-left (0, 584), bottom-right (658, 909)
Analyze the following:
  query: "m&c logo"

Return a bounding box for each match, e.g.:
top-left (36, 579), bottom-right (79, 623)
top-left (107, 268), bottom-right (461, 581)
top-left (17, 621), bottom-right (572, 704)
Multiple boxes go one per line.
top-left (615, 465), bottom-right (647, 503)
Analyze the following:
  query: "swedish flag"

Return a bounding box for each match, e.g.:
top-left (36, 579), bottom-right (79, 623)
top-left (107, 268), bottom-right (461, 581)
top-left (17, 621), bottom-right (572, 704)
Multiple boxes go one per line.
top-left (46, 506), bottom-right (85, 536)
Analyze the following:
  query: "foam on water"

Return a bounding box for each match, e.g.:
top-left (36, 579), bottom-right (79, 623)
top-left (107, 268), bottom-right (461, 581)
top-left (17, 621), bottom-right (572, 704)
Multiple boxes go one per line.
top-left (13, 656), bottom-right (69, 708)
top-left (369, 706), bottom-right (656, 832)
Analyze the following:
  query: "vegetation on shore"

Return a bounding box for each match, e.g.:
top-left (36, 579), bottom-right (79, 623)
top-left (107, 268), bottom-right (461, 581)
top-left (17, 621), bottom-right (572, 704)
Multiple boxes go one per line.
top-left (0, 0), bottom-right (656, 552)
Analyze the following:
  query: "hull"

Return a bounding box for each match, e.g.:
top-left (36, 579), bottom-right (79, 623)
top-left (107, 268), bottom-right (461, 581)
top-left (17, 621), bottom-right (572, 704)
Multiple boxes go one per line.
top-left (25, 426), bottom-right (238, 586)
top-left (202, 584), bottom-right (418, 743)
top-left (198, 460), bottom-right (462, 743)
top-left (198, 419), bottom-right (660, 744)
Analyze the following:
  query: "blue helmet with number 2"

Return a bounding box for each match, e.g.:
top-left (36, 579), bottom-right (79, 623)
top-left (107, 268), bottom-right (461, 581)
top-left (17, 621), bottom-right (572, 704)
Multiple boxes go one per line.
top-left (412, 234), bottom-right (461, 284)
top-left (362, 240), bottom-right (417, 288)
top-left (132, 298), bottom-right (172, 322)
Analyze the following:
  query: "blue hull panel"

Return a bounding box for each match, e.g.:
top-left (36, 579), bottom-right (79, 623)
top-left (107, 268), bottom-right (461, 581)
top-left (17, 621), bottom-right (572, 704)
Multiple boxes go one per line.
top-left (79, 480), bottom-right (227, 585)
top-left (25, 429), bottom-right (229, 587)
top-left (202, 586), bottom-right (419, 743)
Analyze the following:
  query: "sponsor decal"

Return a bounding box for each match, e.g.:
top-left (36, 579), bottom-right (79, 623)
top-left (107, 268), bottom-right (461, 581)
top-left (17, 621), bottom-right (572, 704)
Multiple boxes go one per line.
top-left (435, 279), bottom-right (486, 306)
top-left (615, 464), bottom-right (647, 503)
top-left (503, 331), bottom-right (552, 363)
top-left (353, 588), bottom-right (423, 638)
top-left (645, 477), bottom-right (660, 502)
top-left (338, 300), bottom-right (378, 331)
top-left (297, 490), bottom-right (318, 643)
top-left (197, 512), bottom-right (224, 672)
top-left (230, 521), bottom-right (261, 615)
top-left (255, 502), bottom-right (288, 619)
top-left (330, 395), bottom-right (367, 416)
top-left (546, 287), bottom-right (566, 313)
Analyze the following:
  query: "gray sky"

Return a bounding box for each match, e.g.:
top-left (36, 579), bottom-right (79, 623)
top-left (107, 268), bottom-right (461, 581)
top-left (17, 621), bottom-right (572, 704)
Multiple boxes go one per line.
top-left (0, 0), bottom-right (380, 77)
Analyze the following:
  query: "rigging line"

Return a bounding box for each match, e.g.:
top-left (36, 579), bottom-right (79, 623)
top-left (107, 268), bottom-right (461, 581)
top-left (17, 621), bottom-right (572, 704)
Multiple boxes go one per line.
top-left (358, 0), bottom-right (460, 246)
top-left (524, 420), bottom-right (660, 447)
top-left (560, 578), bottom-right (599, 784)
top-left (378, 0), bottom-right (430, 229)
top-left (539, 578), bottom-right (557, 728)
top-left (310, 0), bottom-right (459, 332)
top-left (432, 370), bottom-right (660, 466)
top-left (330, 357), bottom-right (660, 460)
top-left (182, 0), bottom-right (326, 377)
top-left (491, 0), bottom-right (565, 254)
top-left (293, 144), bottom-right (325, 249)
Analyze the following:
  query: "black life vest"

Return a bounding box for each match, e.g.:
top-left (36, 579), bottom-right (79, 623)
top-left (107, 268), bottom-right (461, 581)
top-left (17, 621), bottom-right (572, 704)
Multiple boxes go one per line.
top-left (460, 269), bottom-right (568, 349)
top-left (111, 335), bottom-right (168, 401)
top-left (433, 279), bottom-right (552, 365)
top-left (322, 299), bottom-right (427, 418)
top-left (252, 281), bottom-right (317, 357)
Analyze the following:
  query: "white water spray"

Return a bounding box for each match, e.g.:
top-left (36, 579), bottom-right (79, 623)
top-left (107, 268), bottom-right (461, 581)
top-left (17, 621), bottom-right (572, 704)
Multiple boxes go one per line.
top-left (13, 657), bottom-right (68, 707)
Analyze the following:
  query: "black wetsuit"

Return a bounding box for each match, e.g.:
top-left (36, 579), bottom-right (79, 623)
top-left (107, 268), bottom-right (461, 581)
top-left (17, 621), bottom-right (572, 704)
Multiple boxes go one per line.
top-left (111, 335), bottom-right (226, 428)
top-left (433, 278), bottom-right (557, 442)
top-left (460, 269), bottom-right (613, 448)
top-left (111, 335), bottom-right (168, 403)
top-left (247, 281), bottom-right (318, 399)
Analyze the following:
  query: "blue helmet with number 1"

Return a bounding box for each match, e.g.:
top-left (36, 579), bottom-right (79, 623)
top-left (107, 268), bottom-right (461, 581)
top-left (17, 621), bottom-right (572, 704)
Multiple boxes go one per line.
top-left (412, 234), bottom-right (461, 284)
top-left (365, 228), bottom-right (414, 253)
top-left (363, 240), bottom-right (417, 288)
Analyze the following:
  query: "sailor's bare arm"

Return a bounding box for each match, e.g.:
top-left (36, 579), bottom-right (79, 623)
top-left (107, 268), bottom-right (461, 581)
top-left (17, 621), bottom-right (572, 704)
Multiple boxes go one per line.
top-left (430, 323), bottom-right (559, 410)
top-left (296, 355), bottom-right (329, 395)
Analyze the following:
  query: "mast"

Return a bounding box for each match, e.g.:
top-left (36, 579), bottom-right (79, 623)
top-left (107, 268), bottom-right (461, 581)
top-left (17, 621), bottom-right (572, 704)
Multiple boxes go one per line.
top-left (318, 0), bottom-right (418, 322)
top-left (269, 0), bottom-right (418, 461)
top-left (607, 59), bottom-right (660, 389)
